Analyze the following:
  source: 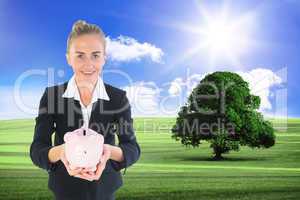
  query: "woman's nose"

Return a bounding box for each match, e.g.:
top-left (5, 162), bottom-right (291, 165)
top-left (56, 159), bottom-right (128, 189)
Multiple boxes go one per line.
top-left (83, 58), bottom-right (94, 68)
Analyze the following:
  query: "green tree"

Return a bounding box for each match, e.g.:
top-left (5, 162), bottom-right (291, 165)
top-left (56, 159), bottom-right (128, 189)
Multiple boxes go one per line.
top-left (171, 71), bottom-right (275, 160)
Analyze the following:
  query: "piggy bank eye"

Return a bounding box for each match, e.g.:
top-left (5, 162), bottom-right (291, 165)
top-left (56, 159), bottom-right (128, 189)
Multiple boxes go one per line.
top-left (84, 150), bottom-right (87, 154)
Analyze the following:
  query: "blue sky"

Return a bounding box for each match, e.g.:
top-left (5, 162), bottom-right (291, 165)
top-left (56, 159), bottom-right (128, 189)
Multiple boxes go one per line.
top-left (0, 0), bottom-right (299, 119)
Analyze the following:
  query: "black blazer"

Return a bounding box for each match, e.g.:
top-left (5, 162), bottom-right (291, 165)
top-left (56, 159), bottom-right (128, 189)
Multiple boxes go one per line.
top-left (30, 81), bottom-right (141, 199)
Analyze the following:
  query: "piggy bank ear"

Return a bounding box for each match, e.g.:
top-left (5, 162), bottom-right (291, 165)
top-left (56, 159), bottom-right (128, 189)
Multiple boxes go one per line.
top-left (91, 134), bottom-right (104, 144)
top-left (64, 132), bottom-right (71, 142)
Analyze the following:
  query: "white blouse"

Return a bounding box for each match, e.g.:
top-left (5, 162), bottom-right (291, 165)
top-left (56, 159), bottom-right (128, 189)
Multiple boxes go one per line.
top-left (62, 75), bottom-right (110, 129)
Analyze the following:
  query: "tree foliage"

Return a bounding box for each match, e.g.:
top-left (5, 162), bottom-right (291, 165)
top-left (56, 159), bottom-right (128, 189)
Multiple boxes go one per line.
top-left (171, 72), bottom-right (275, 159)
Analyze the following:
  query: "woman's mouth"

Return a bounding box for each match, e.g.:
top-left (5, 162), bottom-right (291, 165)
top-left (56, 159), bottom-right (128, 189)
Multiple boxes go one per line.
top-left (81, 71), bottom-right (95, 76)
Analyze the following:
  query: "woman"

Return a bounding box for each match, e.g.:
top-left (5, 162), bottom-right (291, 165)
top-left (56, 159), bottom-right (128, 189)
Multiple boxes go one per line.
top-left (30, 20), bottom-right (141, 200)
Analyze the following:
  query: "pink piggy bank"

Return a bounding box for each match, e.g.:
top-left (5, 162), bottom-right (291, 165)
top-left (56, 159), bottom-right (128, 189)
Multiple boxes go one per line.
top-left (64, 127), bottom-right (104, 172)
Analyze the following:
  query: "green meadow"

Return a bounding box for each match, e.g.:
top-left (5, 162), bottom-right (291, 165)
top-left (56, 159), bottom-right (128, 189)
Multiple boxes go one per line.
top-left (0, 118), bottom-right (299, 200)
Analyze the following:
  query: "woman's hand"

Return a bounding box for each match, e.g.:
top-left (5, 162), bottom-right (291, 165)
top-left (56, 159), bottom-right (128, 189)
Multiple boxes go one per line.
top-left (74, 144), bottom-right (112, 181)
top-left (59, 144), bottom-right (83, 177)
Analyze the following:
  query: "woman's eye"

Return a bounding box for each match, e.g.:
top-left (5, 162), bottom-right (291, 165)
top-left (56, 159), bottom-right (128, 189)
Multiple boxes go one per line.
top-left (77, 54), bottom-right (83, 58)
top-left (93, 54), bottom-right (99, 59)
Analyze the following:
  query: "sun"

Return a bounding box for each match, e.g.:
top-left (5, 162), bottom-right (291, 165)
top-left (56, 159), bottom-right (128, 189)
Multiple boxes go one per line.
top-left (169, 3), bottom-right (257, 68)
top-left (200, 13), bottom-right (254, 65)
top-left (204, 18), bottom-right (239, 54)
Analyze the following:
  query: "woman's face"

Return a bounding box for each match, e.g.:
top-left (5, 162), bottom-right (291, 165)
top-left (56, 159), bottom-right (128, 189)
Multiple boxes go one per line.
top-left (66, 34), bottom-right (106, 83)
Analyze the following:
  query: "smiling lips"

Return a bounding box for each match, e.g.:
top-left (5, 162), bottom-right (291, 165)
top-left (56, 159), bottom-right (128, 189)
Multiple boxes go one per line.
top-left (82, 71), bottom-right (95, 75)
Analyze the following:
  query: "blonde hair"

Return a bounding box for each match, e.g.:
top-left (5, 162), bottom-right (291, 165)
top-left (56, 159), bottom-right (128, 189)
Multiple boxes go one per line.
top-left (66, 20), bottom-right (106, 54)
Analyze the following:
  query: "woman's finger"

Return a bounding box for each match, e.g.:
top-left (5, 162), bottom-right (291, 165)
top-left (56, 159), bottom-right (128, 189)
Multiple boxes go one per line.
top-left (62, 160), bottom-right (82, 176)
top-left (69, 167), bottom-right (82, 176)
top-left (82, 167), bottom-right (94, 173)
top-left (94, 163), bottom-right (105, 180)
top-left (80, 172), bottom-right (96, 181)
top-left (74, 174), bottom-right (93, 182)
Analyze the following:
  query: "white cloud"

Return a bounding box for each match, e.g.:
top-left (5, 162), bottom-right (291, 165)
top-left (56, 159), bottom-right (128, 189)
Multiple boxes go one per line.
top-left (122, 82), bottom-right (161, 116)
top-left (168, 78), bottom-right (184, 96)
top-left (0, 86), bottom-right (44, 120)
top-left (168, 68), bottom-right (283, 111)
top-left (237, 68), bottom-right (282, 110)
top-left (106, 35), bottom-right (164, 63)
top-left (168, 73), bottom-right (206, 97)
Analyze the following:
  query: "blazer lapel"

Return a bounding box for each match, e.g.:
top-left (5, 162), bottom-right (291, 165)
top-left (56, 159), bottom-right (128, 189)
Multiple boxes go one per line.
top-left (64, 97), bottom-right (83, 129)
top-left (88, 99), bottom-right (115, 137)
top-left (89, 99), bottom-right (106, 128)
top-left (62, 92), bottom-right (111, 132)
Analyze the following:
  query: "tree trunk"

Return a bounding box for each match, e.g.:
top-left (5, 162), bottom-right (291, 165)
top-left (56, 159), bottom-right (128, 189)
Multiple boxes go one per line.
top-left (213, 147), bottom-right (224, 160)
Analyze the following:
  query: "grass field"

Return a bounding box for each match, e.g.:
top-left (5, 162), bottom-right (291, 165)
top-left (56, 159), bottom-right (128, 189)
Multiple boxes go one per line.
top-left (0, 117), bottom-right (299, 200)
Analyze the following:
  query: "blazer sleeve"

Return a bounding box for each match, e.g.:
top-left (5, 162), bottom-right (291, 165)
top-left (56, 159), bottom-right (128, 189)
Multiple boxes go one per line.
top-left (30, 87), bottom-right (56, 172)
top-left (110, 91), bottom-right (141, 172)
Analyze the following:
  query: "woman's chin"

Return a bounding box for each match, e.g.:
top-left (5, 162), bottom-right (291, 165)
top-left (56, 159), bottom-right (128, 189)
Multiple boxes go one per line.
top-left (75, 74), bottom-right (99, 87)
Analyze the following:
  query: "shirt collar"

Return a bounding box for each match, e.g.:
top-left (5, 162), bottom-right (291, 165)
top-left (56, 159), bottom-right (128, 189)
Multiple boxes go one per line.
top-left (62, 75), bottom-right (110, 103)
